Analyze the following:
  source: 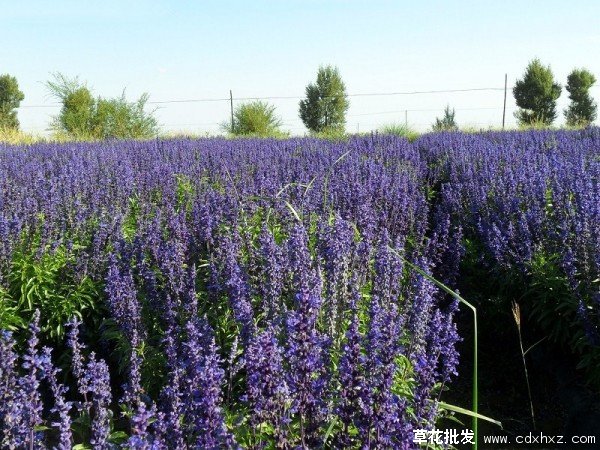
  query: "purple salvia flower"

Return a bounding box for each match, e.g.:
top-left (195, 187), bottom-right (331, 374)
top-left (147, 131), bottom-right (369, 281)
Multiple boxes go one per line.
top-left (83, 353), bottom-right (112, 450)
top-left (335, 288), bottom-right (364, 449)
top-left (407, 259), bottom-right (438, 356)
top-left (146, 410), bottom-right (169, 450)
top-left (124, 401), bottom-right (156, 449)
top-left (361, 295), bottom-right (408, 447)
top-left (244, 327), bottom-right (289, 447)
top-left (40, 347), bottom-right (73, 450)
top-left (105, 253), bottom-right (144, 345)
top-left (413, 309), bottom-right (449, 426)
top-left (106, 254), bottom-right (144, 407)
top-left (19, 310), bottom-right (45, 448)
top-left (285, 292), bottom-right (328, 448)
top-left (67, 317), bottom-right (90, 406)
top-left (372, 232), bottom-right (404, 306)
top-left (221, 234), bottom-right (255, 342)
top-left (0, 330), bottom-right (24, 449)
top-left (123, 348), bottom-right (144, 410)
top-left (158, 330), bottom-right (186, 449)
top-left (287, 225), bottom-right (319, 298)
top-left (257, 227), bottom-right (285, 321)
top-left (182, 317), bottom-right (236, 449)
top-left (319, 216), bottom-right (354, 336)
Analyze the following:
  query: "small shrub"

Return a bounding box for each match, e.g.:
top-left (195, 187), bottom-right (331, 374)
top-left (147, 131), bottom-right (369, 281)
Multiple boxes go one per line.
top-left (432, 105), bottom-right (458, 131)
top-left (312, 126), bottom-right (349, 140)
top-left (0, 127), bottom-right (41, 145)
top-left (379, 123), bottom-right (420, 141)
top-left (46, 72), bottom-right (158, 140)
top-left (222, 100), bottom-right (285, 137)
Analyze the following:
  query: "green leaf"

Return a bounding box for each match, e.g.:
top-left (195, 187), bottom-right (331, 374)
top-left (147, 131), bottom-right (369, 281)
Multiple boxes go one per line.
top-left (283, 200), bottom-right (302, 222)
top-left (323, 416), bottom-right (338, 444)
top-left (438, 402), bottom-right (502, 428)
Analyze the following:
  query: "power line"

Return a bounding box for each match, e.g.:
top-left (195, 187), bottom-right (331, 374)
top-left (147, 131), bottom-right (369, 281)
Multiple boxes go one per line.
top-left (19, 104), bottom-right (61, 108)
top-left (208, 87), bottom-right (506, 102)
top-left (152, 96), bottom-right (231, 104)
top-left (18, 86), bottom-right (507, 109)
top-left (347, 87), bottom-right (505, 97)
top-left (155, 86), bottom-right (506, 103)
top-left (349, 106), bottom-right (517, 117)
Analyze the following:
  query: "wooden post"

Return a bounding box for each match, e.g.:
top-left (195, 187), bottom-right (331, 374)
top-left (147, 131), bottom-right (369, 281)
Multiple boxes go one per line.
top-left (230, 90), bottom-right (234, 133)
top-left (502, 74), bottom-right (507, 129)
top-left (405, 109), bottom-right (408, 127)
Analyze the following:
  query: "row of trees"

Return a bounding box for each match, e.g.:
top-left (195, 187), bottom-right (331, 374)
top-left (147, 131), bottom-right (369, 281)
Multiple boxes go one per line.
top-left (514, 59), bottom-right (597, 126)
top-left (0, 67), bottom-right (349, 139)
top-left (228, 61), bottom-right (598, 136)
top-left (1, 62), bottom-right (597, 138)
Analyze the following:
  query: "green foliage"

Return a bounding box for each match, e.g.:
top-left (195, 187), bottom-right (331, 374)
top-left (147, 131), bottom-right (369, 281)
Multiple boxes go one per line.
top-left (564, 68), bottom-right (597, 127)
top-left (46, 73), bottom-right (93, 137)
top-left (5, 242), bottom-right (99, 339)
top-left (513, 59), bottom-right (562, 126)
top-left (46, 73), bottom-right (158, 140)
top-left (223, 100), bottom-right (284, 137)
top-left (526, 252), bottom-right (600, 385)
top-left (0, 285), bottom-right (25, 331)
top-left (526, 252), bottom-right (578, 346)
top-left (0, 74), bottom-right (25, 130)
top-left (299, 65), bottom-right (349, 133)
top-left (379, 123), bottom-right (420, 141)
top-left (462, 239), bottom-right (600, 387)
top-left (0, 127), bottom-right (41, 145)
top-left (175, 173), bottom-right (195, 212)
top-left (122, 194), bottom-right (141, 241)
top-left (91, 93), bottom-right (158, 139)
top-left (432, 105), bottom-right (458, 132)
top-left (312, 127), bottom-right (349, 141)
top-left (63, 87), bottom-right (95, 136)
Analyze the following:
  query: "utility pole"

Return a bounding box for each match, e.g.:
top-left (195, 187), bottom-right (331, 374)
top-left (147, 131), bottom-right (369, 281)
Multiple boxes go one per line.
top-left (405, 110), bottom-right (408, 127)
top-left (502, 74), bottom-right (507, 129)
top-left (230, 90), bottom-right (234, 133)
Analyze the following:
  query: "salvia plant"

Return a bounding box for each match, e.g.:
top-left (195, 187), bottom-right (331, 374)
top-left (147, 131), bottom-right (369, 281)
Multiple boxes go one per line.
top-left (0, 129), bottom-right (598, 448)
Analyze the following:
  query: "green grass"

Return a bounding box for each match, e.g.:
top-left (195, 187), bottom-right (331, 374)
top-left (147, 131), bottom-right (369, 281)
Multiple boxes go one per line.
top-left (378, 123), bottom-right (420, 142)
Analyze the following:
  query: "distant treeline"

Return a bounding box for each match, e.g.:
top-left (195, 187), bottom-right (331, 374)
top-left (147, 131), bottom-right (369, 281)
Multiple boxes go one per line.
top-left (0, 60), bottom-right (597, 140)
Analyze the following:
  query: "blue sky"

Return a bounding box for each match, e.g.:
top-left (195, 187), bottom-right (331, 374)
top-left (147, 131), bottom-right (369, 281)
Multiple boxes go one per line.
top-left (3, 0), bottom-right (600, 134)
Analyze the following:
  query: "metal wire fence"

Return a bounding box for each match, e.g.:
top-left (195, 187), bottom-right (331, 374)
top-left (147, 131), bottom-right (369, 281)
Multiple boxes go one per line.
top-left (17, 84), bottom-right (599, 135)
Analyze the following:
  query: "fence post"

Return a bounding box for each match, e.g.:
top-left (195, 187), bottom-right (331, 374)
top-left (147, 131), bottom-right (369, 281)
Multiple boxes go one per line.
top-left (230, 90), bottom-right (234, 133)
top-left (502, 74), bottom-right (507, 129)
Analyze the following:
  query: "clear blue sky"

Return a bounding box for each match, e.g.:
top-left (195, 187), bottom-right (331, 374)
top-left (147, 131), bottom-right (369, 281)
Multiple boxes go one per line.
top-left (3, 0), bottom-right (600, 134)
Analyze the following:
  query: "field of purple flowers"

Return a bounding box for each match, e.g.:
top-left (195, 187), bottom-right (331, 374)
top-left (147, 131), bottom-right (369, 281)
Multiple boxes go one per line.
top-left (0, 129), bottom-right (598, 448)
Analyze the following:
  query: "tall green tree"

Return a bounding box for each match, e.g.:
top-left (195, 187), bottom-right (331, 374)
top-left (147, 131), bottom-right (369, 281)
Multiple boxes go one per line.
top-left (223, 100), bottom-right (283, 136)
top-left (513, 59), bottom-right (562, 126)
top-left (432, 105), bottom-right (458, 131)
top-left (0, 74), bottom-right (25, 129)
top-left (299, 65), bottom-right (349, 133)
top-left (564, 68), bottom-right (597, 127)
